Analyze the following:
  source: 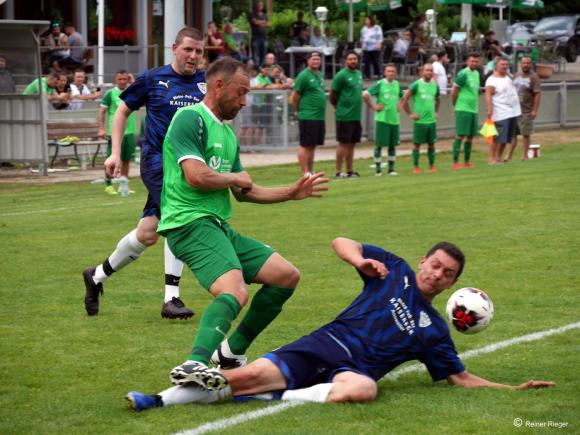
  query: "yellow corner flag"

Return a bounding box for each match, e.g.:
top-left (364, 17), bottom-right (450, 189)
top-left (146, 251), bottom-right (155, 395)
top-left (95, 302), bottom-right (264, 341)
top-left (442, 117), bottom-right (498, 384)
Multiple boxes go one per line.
top-left (479, 120), bottom-right (498, 144)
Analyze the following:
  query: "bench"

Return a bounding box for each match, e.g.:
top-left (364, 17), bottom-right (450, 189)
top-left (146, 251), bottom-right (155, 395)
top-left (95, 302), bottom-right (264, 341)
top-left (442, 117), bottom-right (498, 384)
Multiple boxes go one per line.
top-left (47, 119), bottom-right (108, 168)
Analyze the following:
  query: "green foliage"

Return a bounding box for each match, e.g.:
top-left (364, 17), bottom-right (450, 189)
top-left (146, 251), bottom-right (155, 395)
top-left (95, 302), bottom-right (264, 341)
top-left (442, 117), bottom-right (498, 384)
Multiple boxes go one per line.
top-left (1, 141), bottom-right (579, 433)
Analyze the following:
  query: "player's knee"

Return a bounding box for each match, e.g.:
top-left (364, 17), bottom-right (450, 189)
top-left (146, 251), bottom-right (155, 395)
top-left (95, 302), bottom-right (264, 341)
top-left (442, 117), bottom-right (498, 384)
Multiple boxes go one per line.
top-left (224, 285), bottom-right (249, 307)
top-left (280, 263), bottom-right (300, 288)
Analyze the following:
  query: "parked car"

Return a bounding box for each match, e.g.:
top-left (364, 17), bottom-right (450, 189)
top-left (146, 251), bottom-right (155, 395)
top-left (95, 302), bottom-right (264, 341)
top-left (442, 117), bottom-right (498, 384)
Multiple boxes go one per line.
top-left (507, 21), bottom-right (537, 45)
top-left (533, 15), bottom-right (580, 62)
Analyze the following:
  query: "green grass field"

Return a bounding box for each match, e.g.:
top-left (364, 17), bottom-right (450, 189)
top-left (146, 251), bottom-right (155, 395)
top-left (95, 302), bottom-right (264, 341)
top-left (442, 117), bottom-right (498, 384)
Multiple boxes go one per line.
top-left (1, 144), bottom-right (579, 434)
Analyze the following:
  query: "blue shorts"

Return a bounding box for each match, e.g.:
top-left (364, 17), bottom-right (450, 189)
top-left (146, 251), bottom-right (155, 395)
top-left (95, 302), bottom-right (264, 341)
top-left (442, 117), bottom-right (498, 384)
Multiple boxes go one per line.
top-left (262, 328), bottom-right (370, 390)
top-left (140, 168), bottom-right (163, 219)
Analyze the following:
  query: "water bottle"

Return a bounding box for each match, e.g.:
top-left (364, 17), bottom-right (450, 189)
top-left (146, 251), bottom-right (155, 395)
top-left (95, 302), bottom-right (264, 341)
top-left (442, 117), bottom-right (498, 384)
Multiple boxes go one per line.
top-left (119, 176), bottom-right (129, 197)
top-left (134, 146), bottom-right (141, 166)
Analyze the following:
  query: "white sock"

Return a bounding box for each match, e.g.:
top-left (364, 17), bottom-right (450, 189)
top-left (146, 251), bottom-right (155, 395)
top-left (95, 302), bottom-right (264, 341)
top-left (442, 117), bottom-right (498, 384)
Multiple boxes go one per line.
top-left (164, 239), bottom-right (184, 302)
top-left (159, 384), bottom-right (232, 406)
top-left (93, 229), bottom-right (146, 284)
top-left (281, 383), bottom-right (333, 403)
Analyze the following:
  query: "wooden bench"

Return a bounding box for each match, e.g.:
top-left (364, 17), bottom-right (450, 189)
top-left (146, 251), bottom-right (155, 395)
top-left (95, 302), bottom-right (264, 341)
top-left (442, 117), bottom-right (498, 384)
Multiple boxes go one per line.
top-left (47, 119), bottom-right (108, 168)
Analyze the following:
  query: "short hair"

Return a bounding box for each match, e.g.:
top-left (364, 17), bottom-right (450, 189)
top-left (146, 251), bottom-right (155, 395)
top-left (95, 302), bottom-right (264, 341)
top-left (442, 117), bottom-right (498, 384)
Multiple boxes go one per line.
top-left (385, 63), bottom-right (396, 69)
top-left (174, 27), bottom-right (204, 45)
top-left (426, 242), bottom-right (466, 280)
top-left (206, 57), bottom-right (246, 81)
top-left (437, 50), bottom-right (446, 58)
top-left (467, 52), bottom-right (480, 59)
top-left (48, 71), bottom-right (60, 80)
top-left (306, 51), bottom-right (321, 60)
top-left (345, 50), bottom-right (359, 60)
top-left (116, 69), bottom-right (128, 75)
top-left (64, 22), bottom-right (74, 28)
top-left (73, 69), bottom-right (85, 75)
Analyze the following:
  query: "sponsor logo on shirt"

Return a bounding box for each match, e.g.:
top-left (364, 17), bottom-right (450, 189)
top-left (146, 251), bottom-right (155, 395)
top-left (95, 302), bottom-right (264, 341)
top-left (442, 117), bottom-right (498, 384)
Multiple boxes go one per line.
top-left (209, 155), bottom-right (221, 170)
top-left (390, 297), bottom-right (416, 336)
top-left (419, 311), bottom-right (432, 328)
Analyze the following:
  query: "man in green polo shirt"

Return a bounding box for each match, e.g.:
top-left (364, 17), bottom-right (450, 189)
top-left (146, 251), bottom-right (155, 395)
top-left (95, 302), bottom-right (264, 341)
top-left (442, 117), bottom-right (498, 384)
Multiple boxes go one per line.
top-left (330, 51), bottom-right (363, 178)
top-left (402, 63), bottom-right (440, 173)
top-left (363, 63), bottom-right (404, 176)
top-left (157, 58), bottom-right (328, 390)
top-left (22, 72), bottom-right (67, 104)
top-left (291, 51), bottom-right (327, 175)
top-left (451, 53), bottom-right (481, 169)
top-left (98, 70), bottom-right (137, 194)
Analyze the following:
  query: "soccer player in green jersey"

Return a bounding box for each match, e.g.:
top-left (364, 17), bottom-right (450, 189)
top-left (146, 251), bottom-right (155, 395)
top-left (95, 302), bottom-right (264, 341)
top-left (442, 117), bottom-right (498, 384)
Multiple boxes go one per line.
top-left (330, 51), bottom-right (363, 178)
top-left (363, 63), bottom-right (404, 176)
top-left (402, 64), bottom-right (440, 173)
top-left (157, 58), bottom-right (329, 390)
top-left (98, 70), bottom-right (137, 194)
top-left (291, 52), bottom-right (327, 176)
top-left (451, 53), bottom-right (481, 169)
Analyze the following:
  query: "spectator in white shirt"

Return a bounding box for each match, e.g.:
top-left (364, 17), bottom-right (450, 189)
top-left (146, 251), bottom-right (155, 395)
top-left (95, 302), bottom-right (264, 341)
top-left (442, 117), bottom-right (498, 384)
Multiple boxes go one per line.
top-left (360, 15), bottom-right (383, 80)
top-left (432, 51), bottom-right (449, 95)
top-left (485, 57), bottom-right (521, 164)
top-left (69, 70), bottom-right (100, 110)
top-left (310, 26), bottom-right (324, 47)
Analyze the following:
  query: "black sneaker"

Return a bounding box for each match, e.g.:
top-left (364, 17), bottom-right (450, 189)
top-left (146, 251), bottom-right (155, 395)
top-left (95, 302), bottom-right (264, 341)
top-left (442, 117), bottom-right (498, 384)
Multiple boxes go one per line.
top-left (347, 171), bottom-right (360, 178)
top-left (161, 297), bottom-right (194, 320)
top-left (210, 341), bottom-right (248, 369)
top-left (83, 267), bottom-right (103, 316)
top-left (170, 360), bottom-right (228, 390)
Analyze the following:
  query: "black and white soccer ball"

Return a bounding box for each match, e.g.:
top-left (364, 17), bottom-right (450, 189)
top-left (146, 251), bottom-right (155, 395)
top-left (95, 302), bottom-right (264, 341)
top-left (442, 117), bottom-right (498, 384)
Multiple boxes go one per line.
top-left (446, 287), bottom-right (494, 334)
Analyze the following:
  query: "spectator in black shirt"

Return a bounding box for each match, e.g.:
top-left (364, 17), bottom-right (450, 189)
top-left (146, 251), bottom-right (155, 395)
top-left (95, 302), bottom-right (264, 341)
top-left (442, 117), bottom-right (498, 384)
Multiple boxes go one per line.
top-left (249, 1), bottom-right (269, 66)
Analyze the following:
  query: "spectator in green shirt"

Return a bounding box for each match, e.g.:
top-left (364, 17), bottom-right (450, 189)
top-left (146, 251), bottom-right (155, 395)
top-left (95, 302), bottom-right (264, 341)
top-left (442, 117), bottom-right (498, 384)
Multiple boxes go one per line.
top-left (330, 51), bottom-right (363, 178)
top-left (291, 52), bottom-right (327, 175)
top-left (22, 71), bottom-right (69, 105)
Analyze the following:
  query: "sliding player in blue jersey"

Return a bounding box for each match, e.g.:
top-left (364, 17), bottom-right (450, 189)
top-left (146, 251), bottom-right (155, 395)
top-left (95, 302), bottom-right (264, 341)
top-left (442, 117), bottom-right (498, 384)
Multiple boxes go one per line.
top-left (83, 27), bottom-right (206, 320)
top-left (127, 237), bottom-right (554, 410)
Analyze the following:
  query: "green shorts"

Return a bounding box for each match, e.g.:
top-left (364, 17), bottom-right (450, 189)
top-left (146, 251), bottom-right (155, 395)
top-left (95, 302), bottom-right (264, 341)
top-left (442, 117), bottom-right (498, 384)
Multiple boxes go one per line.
top-left (517, 113), bottom-right (534, 136)
top-left (106, 134), bottom-right (136, 162)
top-left (455, 111), bottom-right (478, 138)
top-left (375, 122), bottom-right (400, 147)
top-left (166, 216), bottom-right (275, 290)
top-left (413, 123), bottom-right (437, 145)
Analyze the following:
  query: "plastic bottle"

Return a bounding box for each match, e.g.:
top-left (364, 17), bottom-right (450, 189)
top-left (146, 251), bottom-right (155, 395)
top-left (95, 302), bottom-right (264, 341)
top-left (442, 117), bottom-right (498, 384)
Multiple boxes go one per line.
top-left (119, 176), bottom-right (129, 197)
top-left (134, 146), bottom-right (141, 166)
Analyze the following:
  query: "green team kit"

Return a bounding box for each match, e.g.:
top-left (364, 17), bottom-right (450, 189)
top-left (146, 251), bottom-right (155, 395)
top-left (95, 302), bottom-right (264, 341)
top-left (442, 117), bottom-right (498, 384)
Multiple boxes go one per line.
top-left (293, 68), bottom-right (326, 121)
top-left (332, 67), bottom-right (363, 122)
top-left (408, 78), bottom-right (440, 169)
top-left (367, 78), bottom-right (404, 174)
top-left (158, 101), bottom-right (293, 364)
top-left (452, 67), bottom-right (481, 165)
top-left (101, 86), bottom-right (137, 161)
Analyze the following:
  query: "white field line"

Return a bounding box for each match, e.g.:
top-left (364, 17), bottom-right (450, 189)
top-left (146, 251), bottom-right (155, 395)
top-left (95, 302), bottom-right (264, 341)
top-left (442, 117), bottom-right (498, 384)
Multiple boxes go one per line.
top-left (175, 321), bottom-right (580, 435)
top-left (0, 200), bottom-right (141, 217)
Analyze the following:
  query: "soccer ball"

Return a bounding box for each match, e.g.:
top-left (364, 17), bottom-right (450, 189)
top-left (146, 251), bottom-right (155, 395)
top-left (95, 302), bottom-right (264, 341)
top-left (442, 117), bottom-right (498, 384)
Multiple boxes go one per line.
top-left (446, 288), bottom-right (494, 334)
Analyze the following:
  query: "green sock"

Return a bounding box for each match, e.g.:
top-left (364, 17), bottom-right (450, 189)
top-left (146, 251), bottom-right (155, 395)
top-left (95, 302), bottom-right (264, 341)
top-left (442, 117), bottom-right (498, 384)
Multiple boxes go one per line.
top-left (374, 147), bottom-right (382, 173)
top-left (464, 141), bottom-right (472, 163)
top-left (188, 293), bottom-right (241, 364)
top-left (428, 147), bottom-right (436, 167)
top-left (412, 148), bottom-right (420, 167)
top-left (387, 146), bottom-right (396, 172)
top-left (452, 138), bottom-right (462, 163)
top-left (228, 285), bottom-right (294, 355)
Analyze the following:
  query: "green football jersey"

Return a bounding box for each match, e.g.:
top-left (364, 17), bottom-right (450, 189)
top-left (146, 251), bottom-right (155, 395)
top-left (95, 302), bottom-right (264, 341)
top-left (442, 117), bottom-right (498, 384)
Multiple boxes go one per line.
top-left (157, 103), bottom-right (243, 235)
top-left (101, 86), bottom-right (136, 136)
top-left (22, 78), bottom-right (54, 96)
top-left (408, 79), bottom-right (440, 125)
top-left (331, 67), bottom-right (363, 121)
top-left (454, 67), bottom-right (480, 114)
top-left (294, 67), bottom-right (326, 121)
top-left (366, 78), bottom-right (403, 125)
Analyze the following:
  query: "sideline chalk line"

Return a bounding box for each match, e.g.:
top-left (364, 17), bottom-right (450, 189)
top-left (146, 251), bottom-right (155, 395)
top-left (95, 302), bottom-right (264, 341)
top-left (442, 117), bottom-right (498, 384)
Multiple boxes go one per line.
top-left (175, 321), bottom-right (580, 435)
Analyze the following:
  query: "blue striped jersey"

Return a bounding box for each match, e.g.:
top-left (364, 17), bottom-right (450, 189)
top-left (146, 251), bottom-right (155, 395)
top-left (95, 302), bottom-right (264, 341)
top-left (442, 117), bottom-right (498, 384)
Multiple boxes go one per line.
top-left (120, 65), bottom-right (206, 173)
top-left (320, 244), bottom-right (465, 382)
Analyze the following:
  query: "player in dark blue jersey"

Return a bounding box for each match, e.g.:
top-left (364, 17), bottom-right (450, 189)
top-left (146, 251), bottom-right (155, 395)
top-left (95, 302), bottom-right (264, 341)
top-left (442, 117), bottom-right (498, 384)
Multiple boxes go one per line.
top-left (126, 237), bottom-right (554, 410)
top-left (83, 27), bottom-right (206, 320)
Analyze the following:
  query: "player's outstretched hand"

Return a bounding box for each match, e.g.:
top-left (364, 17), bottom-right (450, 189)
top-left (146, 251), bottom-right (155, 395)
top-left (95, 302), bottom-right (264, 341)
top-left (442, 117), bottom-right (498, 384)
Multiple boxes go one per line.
top-left (289, 172), bottom-right (329, 200)
top-left (104, 154), bottom-right (122, 178)
top-left (357, 259), bottom-right (388, 279)
top-left (513, 380), bottom-right (555, 390)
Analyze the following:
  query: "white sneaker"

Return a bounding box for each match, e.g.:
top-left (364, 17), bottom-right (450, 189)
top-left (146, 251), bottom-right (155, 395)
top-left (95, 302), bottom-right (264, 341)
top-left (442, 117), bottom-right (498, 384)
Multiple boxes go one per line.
top-left (210, 341), bottom-right (248, 369)
top-left (388, 171), bottom-right (399, 176)
top-left (169, 360), bottom-right (228, 390)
